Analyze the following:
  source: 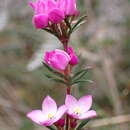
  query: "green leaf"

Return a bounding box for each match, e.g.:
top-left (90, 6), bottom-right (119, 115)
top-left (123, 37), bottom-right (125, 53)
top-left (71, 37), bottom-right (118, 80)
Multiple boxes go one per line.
top-left (72, 67), bottom-right (91, 80)
top-left (71, 20), bottom-right (86, 33)
top-left (69, 15), bottom-right (87, 34)
top-left (42, 62), bottom-right (66, 79)
top-left (71, 80), bottom-right (93, 85)
top-left (77, 119), bottom-right (90, 130)
top-left (44, 74), bottom-right (67, 85)
top-left (46, 126), bottom-right (56, 130)
top-left (72, 71), bottom-right (88, 81)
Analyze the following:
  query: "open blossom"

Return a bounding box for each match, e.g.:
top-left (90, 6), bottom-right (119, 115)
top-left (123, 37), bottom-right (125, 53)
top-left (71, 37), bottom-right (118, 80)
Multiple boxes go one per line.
top-left (44, 49), bottom-right (71, 71)
top-left (67, 47), bottom-right (79, 65)
top-left (65, 95), bottom-right (96, 120)
top-left (29, 0), bottom-right (79, 29)
top-left (27, 96), bottom-right (67, 126)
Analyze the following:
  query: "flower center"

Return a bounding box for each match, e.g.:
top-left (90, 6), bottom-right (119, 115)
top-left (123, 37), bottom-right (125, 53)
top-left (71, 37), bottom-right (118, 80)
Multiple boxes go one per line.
top-left (74, 107), bottom-right (81, 115)
top-left (48, 113), bottom-right (54, 119)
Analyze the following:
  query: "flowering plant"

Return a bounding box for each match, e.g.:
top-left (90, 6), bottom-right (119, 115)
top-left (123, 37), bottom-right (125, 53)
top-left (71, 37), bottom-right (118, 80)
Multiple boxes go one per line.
top-left (27, 0), bottom-right (96, 129)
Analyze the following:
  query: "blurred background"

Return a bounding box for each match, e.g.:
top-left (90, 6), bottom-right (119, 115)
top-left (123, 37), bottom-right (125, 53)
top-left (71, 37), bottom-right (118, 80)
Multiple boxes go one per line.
top-left (0, 0), bottom-right (130, 130)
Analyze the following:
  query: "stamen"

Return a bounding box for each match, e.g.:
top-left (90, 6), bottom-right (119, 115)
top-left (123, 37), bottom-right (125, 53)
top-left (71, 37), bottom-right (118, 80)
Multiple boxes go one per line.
top-left (74, 108), bottom-right (81, 115)
top-left (48, 113), bottom-right (54, 119)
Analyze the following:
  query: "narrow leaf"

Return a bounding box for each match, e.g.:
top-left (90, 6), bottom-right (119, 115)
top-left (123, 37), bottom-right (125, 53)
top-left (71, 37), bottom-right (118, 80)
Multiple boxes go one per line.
top-left (70, 15), bottom-right (87, 34)
top-left (44, 74), bottom-right (67, 85)
top-left (71, 20), bottom-right (86, 33)
top-left (72, 71), bottom-right (88, 81)
top-left (73, 68), bottom-right (90, 79)
top-left (42, 62), bottom-right (66, 79)
top-left (43, 62), bottom-right (53, 72)
top-left (46, 126), bottom-right (56, 130)
top-left (77, 119), bottom-right (90, 130)
top-left (71, 80), bottom-right (94, 85)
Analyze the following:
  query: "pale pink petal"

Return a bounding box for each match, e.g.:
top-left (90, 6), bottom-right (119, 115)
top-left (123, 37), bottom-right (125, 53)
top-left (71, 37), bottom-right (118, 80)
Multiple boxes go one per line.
top-left (40, 119), bottom-right (54, 126)
top-left (52, 105), bottom-right (67, 123)
top-left (49, 8), bottom-right (65, 24)
top-left (33, 14), bottom-right (48, 29)
top-left (42, 96), bottom-right (57, 115)
top-left (65, 95), bottom-right (78, 115)
top-left (65, 95), bottom-right (77, 107)
top-left (27, 110), bottom-right (46, 125)
top-left (78, 95), bottom-right (92, 112)
top-left (78, 110), bottom-right (97, 120)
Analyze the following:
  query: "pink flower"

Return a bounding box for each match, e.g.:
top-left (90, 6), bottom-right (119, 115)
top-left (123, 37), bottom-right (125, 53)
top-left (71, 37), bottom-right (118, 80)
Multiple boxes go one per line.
top-left (67, 47), bottom-right (79, 65)
top-left (44, 49), bottom-right (71, 71)
top-left (29, 0), bottom-right (65, 29)
top-left (27, 96), bottom-right (67, 126)
top-left (58, 0), bottom-right (79, 16)
top-left (65, 95), bottom-right (96, 120)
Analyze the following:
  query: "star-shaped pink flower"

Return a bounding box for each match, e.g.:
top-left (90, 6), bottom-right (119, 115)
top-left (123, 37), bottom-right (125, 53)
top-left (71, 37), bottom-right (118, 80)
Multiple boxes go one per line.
top-left (27, 96), bottom-right (67, 126)
top-left (65, 95), bottom-right (96, 120)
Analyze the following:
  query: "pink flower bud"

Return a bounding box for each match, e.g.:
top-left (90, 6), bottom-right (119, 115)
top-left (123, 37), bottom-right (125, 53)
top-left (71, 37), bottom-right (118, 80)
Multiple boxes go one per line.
top-left (33, 14), bottom-right (48, 29)
top-left (44, 49), bottom-right (71, 71)
top-left (65, 0), bottom-right (79, 16)
top-left (49, 8), bottom-right (65, 24)
top-left (70, 121), bottom-right (77, 128)
top-left (67, 47), bottom-right (79, 65)
top-left (55, 119), bottom-right (65, 127)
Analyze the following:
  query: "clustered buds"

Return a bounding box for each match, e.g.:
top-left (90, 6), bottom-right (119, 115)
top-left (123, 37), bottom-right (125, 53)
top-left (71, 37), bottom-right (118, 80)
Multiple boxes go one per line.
top-left (29, 0), bottom-right (79, 29)
top-left (44, 47), bottom-right (79, 71)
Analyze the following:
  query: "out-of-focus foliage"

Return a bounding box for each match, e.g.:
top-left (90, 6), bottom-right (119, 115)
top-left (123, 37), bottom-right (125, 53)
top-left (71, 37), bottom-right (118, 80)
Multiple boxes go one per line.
top-left (0, 0), bottom-right (130, 130)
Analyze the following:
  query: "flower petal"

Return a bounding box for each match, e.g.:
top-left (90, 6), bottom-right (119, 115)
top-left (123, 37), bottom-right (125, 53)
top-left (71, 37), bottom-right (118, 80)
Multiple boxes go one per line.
top-left (51, 53), bottom-right (69, 70)
top-left (78, 95), bottom-right (92, 112)
top-left (40, 119), bottom-right (54, 126)
top-left (65, 0), bottom-right (77, 15)
top-left (78, 110), bottom-right (97, 120)
top-left (27, 110), bottom-right (46, 125)
top-left (49, 8), bottom-right (65, 24)
top-left (65, 95), bottom-right (78, 115)
top-left (65, 95), bottom-right (77, 108)
top-left (53, 105), bottom-right (67, 123)
top-left (42, 96), bottom-right (57, 115)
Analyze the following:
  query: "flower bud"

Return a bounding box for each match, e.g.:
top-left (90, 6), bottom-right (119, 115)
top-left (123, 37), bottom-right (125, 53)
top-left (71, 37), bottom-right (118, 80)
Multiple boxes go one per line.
top-left (49, 8), bottom-right (65, 24)
top-left (44, 49), bottom-right (71, 71)
top-left (70, 121), bottom-right (77, 128)
top-left (33, 14), bottom-right (48, 29)
top-left (65, 0), bottom-right (79, 16)
top-left (67, 47), bottom-right (79, 65)
top-left (55, 119), bottom-right (65, 127)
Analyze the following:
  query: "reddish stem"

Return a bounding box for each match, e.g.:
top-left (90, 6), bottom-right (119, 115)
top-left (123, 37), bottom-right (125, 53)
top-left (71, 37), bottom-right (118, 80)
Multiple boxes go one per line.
top-left (67, 87), bottom-right (71, 94)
